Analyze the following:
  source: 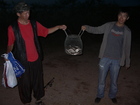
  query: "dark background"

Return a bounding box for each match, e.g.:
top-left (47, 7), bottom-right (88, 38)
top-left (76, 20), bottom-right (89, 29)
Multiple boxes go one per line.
top-left (0, 0), bottom-right (140, 49)
top-left (0, 1), bottom-right (140, 105)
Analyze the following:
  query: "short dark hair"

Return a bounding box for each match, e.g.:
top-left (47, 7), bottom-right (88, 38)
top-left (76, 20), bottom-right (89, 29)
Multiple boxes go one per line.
top-left (118, 7), bottom-right (130, 17)
top-left (14, 2), bottom-right (30, 13)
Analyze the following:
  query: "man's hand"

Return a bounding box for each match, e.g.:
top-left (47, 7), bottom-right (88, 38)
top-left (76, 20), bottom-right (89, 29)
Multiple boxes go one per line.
top-left (81, 25), bottom-right (86, 31)
top-left (58, 25), bottom-right (67, 30)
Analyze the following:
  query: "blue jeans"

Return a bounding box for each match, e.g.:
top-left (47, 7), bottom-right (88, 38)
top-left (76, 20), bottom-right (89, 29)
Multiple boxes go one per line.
top-left (97, 57), bottom-right (120, 99)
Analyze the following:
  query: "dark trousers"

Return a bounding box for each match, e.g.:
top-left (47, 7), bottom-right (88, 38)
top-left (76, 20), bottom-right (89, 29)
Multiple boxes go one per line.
top-left (18, 58), bottom-right (45, 104)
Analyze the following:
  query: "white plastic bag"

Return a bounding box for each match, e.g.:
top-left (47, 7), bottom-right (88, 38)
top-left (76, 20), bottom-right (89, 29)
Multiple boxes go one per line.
top-left (2, 60), bottom-right (17, 88)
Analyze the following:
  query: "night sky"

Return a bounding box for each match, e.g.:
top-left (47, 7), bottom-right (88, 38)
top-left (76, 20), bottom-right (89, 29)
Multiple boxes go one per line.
top-left (104, 0), bottom-right (140, 6)
top-left (3, 0), bottom-right (140, 6)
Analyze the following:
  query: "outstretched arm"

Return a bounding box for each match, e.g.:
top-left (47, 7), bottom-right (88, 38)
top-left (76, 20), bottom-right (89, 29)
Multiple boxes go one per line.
top-left (48, 25), bottom-right (67, 34)
top-left (81, 23), bottom-right (108, 34)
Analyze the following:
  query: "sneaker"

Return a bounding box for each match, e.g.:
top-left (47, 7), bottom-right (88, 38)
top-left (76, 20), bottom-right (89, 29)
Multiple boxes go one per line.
top-left (95, 97), bottom-right (101, 103)
top-left (111, 98), bottom-right (117, 104)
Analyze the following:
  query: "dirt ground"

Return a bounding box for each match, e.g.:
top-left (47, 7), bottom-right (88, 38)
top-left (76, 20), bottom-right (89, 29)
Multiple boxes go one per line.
top-left (0, 30), bottom-right (140, 105)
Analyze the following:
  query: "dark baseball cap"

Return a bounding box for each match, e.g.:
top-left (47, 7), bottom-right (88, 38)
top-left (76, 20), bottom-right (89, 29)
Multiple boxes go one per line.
top-left (14, 2), bottom-right (30, 13)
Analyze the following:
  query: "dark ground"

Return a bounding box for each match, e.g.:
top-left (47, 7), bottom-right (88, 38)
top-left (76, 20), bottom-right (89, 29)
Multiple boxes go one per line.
top-left (0, 30), bottom-right (140, 105)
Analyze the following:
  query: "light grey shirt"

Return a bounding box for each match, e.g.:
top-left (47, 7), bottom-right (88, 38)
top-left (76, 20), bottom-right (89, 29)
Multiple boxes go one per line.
top-left (85, 22), bottom-right (131, 67)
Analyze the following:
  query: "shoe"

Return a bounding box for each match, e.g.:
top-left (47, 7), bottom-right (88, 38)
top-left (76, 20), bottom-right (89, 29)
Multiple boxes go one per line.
top-left (35, 100), bottom-right (45, 105)
top-left (95, 97), bottom-right (101, 103)
top-left (111, 98), bottom-right (117, 104)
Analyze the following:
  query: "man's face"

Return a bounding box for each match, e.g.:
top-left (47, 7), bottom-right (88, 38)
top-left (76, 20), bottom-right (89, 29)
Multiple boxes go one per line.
top-left (17, 10), bottom-right (30, 21)
top-left (117, 12), bottom-right (129, 24)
